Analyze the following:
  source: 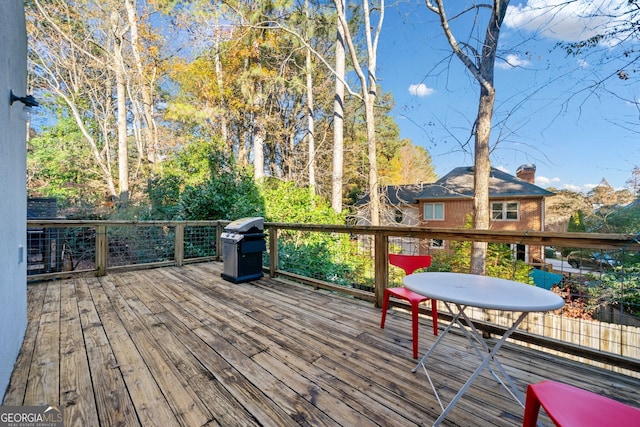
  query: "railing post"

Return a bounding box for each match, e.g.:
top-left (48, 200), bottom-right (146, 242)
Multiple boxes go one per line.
top-left (174, 223), bottom-right (184, 267)
top-left (43, 227), bottom-right (52, 273)
top-left (215, 222), bottom-right (222, 261)
top-left (95, 225), bottom-right (107, 276)
top-left (269, 225), bottom-right (278, 278)
top-left (374, 231), bottom-right (388, 308)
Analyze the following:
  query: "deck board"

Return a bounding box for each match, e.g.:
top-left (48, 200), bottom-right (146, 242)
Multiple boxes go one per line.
top-left (26, 282), bottom-right (60, 406)
top-left (60, 280), bottom-right (99, 426)
top-left (4, 262), bottom-right (640, 426)
top-left (76, 277), bottom-right (141, 427)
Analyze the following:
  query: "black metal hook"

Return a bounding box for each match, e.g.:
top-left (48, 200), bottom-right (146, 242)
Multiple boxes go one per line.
top-left (10, 90), bottom-right (39, 108)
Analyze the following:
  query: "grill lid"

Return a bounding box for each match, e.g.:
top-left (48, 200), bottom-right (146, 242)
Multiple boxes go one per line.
top-left (224, 217), bottom-right (264, 233)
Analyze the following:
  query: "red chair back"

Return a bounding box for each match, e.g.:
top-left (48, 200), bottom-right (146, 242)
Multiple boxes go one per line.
top-left (388, 253), bottom-right (432, 275)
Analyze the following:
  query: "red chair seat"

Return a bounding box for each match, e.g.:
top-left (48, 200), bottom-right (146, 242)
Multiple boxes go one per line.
top-left (385, 286), bottom-right (428, 304)
top-left (522, 380), bottom-right (640, 427)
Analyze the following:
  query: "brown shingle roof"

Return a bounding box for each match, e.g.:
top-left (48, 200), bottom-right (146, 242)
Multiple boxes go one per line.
top-left (416, 166), bottom-right (554, 200)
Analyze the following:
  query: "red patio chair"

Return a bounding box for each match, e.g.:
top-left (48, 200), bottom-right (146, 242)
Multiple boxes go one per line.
top-left (522, 380), bottom-right (640, 427)
top-left (380, 253), bottom-right (436, 358)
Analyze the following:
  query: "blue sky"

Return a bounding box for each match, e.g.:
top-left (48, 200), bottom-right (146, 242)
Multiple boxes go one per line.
top-left (376, 0), bottom-right (639, 193)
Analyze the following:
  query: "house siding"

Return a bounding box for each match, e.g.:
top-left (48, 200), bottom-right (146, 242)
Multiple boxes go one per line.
top-left (420, 198), bottom-right (544, 230)
top-left (420, 197), bottom-right (546, 263)
top-left (421, 199), bottom-right (473, 228)
top-left (0, 1), bottom-right (28, 400)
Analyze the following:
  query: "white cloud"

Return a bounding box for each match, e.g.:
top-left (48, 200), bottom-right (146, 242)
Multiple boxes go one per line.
top-left (577, 58), bottom-right (589, 69)
top-left (535, 175), bottom-right (560, 186)
top-left (562, 183), bottom-right (598, 193)
top-left (562, 183), bottom-right (583, 192)
top-left (504, 0), bottom-right (628, 42)
top-left (497, 54), bottom-right (531, 69)
top-left (408, 83), bottom-right (434, 97)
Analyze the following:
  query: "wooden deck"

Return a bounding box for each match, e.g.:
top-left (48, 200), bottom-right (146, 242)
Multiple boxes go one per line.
top-left (4, 262), bottom-right (640, 426)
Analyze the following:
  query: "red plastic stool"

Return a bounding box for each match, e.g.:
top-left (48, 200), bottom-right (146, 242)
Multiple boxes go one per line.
top-left (380, 287), bottom-right (434, 359)
top-left (522, 380), bottom-right (640, 427)
top-left (380, 254), bottom-right (435, 359)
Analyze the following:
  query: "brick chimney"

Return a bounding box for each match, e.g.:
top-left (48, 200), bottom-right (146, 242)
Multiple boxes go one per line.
top-left (516, 164), bottom-right (536, 184)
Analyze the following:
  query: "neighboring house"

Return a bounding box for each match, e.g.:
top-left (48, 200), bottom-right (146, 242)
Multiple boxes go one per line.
top-left (357, 184), bottom-right (425, 227)
top-left (354, 184), bottom-right (426, 253)
top-left (357, 164), bottom-right (554, 264)
top-left (379, 184), bottom-right (425, 226)
top-left (416, 164), bottom-right (554, 264)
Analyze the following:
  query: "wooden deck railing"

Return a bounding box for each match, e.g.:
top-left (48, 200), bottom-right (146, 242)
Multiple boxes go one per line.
top-left (26, 220), bottom-right (225, 278)
top-left (26, 219), bottom-right (640, 376)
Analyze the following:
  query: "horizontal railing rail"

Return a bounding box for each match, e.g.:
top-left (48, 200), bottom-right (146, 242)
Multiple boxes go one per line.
top-left (26, 219), bottom-right (640, 376)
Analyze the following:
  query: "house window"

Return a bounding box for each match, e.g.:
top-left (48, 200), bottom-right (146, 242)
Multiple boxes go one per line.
top-left (395, 209), bottom-right (403, 223)
top-left (423, 203), bottom-right (444, 220)
top-left (431, 239), bottom-right (444, 249)
top-left (492, 201), bottom-right (519, 221)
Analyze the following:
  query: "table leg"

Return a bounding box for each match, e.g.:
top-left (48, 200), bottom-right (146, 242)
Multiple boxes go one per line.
top-left (432, 311), bottom-right (528, 426)
top-left (412, 304), bottom-right (465, 374)
top-left (417, 302), bottom-right (501, 383)
top-left (441, 304), bottom-right (501, 382)
top-left (414, 303), bottom-right (530, 426)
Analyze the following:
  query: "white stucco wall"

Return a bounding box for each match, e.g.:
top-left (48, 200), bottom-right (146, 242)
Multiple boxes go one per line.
top-left (0, 1), bottom-right (28, 400)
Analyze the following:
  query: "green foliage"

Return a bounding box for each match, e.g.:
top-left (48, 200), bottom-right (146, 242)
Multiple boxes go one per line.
top-left (427, 249), bottom-right (456, 273)
top-left (586, 266), bottom-right (640, 317)
top-left (258, 179), bottom-right (366, 288)
top-left (177, 149), bottom-right (264, 221)
top-left (27, 115), bottom-right (103, 205)
top-left (261, 179), bottom-right (345, 224)
top-left (567, 211), bottom-right (587, 232)
top-left (602, 202), bottom-right (640, 233)
top-left (146, 174), bottom-right (182, 220)
top-left (277, 237), bottom-right (366, 287)
top-left (447, 240), bottom-right (532, 283)
top-left (180, 173), bottom-right (263, 220)
top-left (145, 138), bottom-right (265, 221)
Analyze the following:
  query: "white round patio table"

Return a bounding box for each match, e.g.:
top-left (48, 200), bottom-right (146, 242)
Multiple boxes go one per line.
top-left (403, 272), bottom-right (564, 426)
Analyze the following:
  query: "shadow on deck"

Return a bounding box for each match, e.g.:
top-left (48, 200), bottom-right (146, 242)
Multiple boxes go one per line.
top-left (4, 262), bottom-right (640, 426)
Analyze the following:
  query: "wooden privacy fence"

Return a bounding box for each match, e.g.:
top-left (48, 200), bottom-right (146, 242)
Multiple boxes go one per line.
top-left (466, 306), bottom-right (640, 378)
top-left (26, 219), bottom-right (640, 377)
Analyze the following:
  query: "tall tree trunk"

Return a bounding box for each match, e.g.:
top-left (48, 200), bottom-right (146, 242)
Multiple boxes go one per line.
top-left (470, 1), bottom-right (507, 275)
top-left (305, 0), bottom-right (316, 196)
top-left (253, 128), bottom-right (265, 179)
top-left (124, 0), bottom-right (157, 164)
top-left (112, 11), bottom-right (129, 204)
top-left (365, 94), bottom-right (380, 225)
top-left (288, 129), bottom-right (295, 180)
top-left (253, 124), bottom-right (265, 180)
top-left (214, 35), bottom-right (229, 148)
top-left (470, 89), bottom-right (494, 274)
top-left (238, 125), bottom-right (249, 166)
top-left (429, 0), bottom-right (509, 273)
top-left (62, 92), bottom-right (118, 199)
top-left (334, 0), bottom-right (384, 225)
top-left (332, 0), bottom-right (346, 213)
top-left (253, 82), bottom-right (265, 180)
top-left (363, 0), bottom-right (383, 226)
